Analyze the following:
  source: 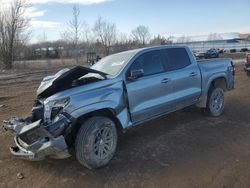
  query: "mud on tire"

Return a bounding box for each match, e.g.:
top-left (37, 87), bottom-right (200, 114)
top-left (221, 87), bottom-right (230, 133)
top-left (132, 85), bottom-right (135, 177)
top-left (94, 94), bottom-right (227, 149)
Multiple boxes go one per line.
top-left (75, 116), bottom-right (118, 169)
top-left (205, 87), bottom-right (225, 117)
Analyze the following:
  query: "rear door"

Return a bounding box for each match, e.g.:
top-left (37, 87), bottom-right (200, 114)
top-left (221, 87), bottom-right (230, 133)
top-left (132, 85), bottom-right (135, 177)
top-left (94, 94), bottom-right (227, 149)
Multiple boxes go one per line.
top-left (163, 48), bottom-right (202, 109)
top-left (125, 50), bottom-right (176, 123)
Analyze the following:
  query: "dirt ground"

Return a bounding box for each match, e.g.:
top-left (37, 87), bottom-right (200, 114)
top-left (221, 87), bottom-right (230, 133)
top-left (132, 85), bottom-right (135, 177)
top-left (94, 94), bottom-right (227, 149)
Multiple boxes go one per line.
top-left (0, 61), bottom-right (250, 188)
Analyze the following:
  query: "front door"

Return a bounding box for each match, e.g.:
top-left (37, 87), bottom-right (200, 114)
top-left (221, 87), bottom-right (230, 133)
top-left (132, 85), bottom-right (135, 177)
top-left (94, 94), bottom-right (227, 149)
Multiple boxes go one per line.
top-left (125, 50), bottom-right (176, 123)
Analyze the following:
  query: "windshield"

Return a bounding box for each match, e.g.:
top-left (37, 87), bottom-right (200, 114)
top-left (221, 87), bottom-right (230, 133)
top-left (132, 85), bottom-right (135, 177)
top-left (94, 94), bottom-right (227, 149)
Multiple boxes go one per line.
top-left (91, 51), bottom-right (136, 76)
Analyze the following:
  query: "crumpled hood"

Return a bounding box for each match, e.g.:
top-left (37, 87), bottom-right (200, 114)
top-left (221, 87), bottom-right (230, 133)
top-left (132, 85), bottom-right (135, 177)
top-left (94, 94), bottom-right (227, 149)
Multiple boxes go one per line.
top-left (37, 66), bottom-right (107, 98)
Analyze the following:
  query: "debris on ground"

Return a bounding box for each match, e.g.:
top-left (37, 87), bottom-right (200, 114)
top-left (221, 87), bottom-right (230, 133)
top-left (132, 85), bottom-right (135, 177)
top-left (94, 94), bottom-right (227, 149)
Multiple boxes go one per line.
top-left (16, 172), bottom-right (24, 180)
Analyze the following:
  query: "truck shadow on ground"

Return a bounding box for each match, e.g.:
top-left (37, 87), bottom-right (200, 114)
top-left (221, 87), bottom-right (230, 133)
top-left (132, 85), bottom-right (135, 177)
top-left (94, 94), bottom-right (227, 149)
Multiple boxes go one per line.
top-left (2, 64), bottom-right (249, 187)
top-left (17, 105), bottom-right (246, 187)
top-left (4, 94), bottom-right (249, 188)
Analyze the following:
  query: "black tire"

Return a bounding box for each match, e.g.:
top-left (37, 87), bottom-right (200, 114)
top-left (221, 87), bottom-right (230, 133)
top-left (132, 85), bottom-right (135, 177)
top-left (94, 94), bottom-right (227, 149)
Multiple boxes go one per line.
top-left (75, 116), bottom-right (118, 169)
top-left (205, 87), bottom-right (225, 117)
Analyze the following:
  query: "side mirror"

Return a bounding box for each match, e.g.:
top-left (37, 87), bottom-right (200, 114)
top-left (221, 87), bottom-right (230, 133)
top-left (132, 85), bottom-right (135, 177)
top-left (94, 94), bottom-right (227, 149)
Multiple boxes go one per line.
top-left (128, 69), bottom-right (144, 80)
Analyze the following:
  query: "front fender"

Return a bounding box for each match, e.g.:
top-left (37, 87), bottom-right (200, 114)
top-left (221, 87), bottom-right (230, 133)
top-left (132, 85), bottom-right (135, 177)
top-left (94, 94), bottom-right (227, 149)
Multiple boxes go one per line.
top-left (70, 100), bottom-right (122, 119)
top-left (65, 80), bottom-right (131, 129)
top-left (69, 101), bottom-right (132, 129)
top-left (62, 80), bottom-right (125, 116)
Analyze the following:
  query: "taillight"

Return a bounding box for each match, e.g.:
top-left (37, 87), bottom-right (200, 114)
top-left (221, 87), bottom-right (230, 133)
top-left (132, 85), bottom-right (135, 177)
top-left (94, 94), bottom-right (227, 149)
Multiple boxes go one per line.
top-left (231, 61), bottom-right (235, 76)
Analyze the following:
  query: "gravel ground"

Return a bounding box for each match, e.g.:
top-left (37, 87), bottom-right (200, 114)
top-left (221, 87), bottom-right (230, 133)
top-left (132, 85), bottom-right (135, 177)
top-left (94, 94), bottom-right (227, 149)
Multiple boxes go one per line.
top-left (0, 61), bottom-right (250, 188)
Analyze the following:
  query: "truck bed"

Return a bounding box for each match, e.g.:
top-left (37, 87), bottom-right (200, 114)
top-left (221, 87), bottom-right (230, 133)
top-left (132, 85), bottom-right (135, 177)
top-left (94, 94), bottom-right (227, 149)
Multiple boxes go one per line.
top-left (197, 58), bottom-right (234, 94)
top-left (197, 58), bottom-right (231, 64)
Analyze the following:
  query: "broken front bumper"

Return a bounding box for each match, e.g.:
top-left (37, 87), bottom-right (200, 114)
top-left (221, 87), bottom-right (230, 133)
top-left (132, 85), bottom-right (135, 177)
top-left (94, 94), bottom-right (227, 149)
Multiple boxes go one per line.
top-left (3, 115), bottom-right (72, 161)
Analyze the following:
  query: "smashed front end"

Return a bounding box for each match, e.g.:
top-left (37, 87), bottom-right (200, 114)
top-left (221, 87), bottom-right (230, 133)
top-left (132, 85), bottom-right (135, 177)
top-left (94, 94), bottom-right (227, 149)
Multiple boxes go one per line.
top-left (3, 66), bottom-right (107, 161)
top-left (3, 99), bottom-right (75, 161)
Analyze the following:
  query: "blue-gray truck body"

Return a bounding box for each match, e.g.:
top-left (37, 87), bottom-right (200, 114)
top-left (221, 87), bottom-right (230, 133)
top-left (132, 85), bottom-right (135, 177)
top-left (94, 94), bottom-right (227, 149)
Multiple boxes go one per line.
top-left (3, 45), bottom-right (235, 161)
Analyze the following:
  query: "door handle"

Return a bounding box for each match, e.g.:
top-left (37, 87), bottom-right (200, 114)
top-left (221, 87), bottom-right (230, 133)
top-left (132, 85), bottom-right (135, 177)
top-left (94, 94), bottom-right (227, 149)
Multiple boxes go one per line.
top-left (161, 78), bottom-right (170, 83)
top-left (190, 72), bottom-right (198, 77)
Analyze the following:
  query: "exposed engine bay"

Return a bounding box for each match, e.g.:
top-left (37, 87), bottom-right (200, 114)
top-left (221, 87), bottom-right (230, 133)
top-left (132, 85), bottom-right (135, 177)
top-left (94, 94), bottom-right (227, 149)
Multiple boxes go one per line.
top-left (37, 66), bottom-right (107, 98)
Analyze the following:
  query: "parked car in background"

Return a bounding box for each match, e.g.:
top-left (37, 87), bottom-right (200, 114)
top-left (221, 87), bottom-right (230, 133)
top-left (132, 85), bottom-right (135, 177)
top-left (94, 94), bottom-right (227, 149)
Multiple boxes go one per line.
top-left (3, 45), bottom-right (235, 169)
top-left (194, 51), bottom-right (206, 59)
top-left (240, 48), bottom-right (249, 52)
top-left (218, 49), bottom-right (224, 54)
top-left (205, 48), bottom-right (219, 58)
top-left (230, 49), bottom-right (237, 53)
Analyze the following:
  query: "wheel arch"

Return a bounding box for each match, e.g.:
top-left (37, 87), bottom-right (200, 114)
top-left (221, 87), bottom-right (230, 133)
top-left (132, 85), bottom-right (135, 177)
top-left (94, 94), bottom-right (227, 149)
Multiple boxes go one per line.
top-left (196, 76), bottom-right (227, 108)
top-left (65, 108), bottom-right (124, 146)
top-left (209, 76), bottom-right (228, 91)
top-left (76, 108), bottom-right (124, 133)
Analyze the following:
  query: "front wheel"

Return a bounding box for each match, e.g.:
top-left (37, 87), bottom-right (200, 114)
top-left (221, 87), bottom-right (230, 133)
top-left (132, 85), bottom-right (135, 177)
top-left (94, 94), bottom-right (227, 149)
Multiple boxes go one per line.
top-left (75, 116), bottom-right (118, 169)
top-left (205, 87), bottom-right (225, 117)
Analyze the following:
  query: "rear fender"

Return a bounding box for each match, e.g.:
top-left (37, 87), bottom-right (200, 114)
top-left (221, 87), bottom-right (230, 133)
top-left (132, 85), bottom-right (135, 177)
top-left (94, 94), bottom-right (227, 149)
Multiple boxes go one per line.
top-left (197, 75), bottom-right (227, 108)
top-left (205, 74), bottom-right (227, 94)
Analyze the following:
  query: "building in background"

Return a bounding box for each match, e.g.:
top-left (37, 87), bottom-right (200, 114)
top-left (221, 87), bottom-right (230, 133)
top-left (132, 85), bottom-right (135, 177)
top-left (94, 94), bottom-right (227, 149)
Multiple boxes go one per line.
top-left (175, 33), bottom-right (250, 52)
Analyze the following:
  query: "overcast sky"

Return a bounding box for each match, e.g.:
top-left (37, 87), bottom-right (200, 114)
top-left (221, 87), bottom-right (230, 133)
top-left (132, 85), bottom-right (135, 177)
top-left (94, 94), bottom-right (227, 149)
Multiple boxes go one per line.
top-left (2, 0), bottom-right (250, 42)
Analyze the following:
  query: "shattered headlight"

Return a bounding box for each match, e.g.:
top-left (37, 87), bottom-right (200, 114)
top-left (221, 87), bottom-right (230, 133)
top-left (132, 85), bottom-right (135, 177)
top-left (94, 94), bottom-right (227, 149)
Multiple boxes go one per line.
top-left (53, 97), bottom-right (70, 108)
top-left (44, 97), bottom-right (70, 121)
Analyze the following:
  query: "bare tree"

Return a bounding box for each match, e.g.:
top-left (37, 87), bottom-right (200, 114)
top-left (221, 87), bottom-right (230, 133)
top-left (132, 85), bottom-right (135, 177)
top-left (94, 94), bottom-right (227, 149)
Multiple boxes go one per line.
top-left (69, 5), bottom-right (81, 49)
top-left (61, 5), bottom-right (87, 61)
top-left (150, 34), bottom-right (173, 45)
top-left (131, 25), bottom-right (151, 46)
top-left (37, 31), bottom-right (48, 43)
top-left (118, 32), bottom-right (129, 44)
top-left (93, 17), bottom-right (117, 56)
top-left (0, 0), bottom-right (30, 69)
top-left (62, 5), bottom-right (83, 48)
top-left (84, 23), bottom-right (95, 51)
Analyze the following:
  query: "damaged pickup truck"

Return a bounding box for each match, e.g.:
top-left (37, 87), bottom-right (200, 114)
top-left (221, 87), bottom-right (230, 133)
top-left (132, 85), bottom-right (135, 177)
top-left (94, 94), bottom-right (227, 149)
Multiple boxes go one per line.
top-left (3, 45), bottom-right (235, 169)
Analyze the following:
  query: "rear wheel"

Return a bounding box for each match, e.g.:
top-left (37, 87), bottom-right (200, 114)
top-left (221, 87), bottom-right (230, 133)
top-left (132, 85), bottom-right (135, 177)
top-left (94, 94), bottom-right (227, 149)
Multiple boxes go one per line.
top-left (205, 87), bottom-right (225, 117)
top-left (75, 116), bottom-right (117, 169)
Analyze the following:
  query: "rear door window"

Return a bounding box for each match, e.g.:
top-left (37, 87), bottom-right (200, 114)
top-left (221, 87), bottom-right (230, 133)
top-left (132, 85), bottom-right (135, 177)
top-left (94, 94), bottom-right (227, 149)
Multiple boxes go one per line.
top-left (164, 48), bottom-right (191, 71)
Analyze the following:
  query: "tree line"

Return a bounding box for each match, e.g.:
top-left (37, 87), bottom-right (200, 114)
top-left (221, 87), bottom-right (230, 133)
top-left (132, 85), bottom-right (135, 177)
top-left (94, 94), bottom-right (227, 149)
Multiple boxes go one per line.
top-left (57, 5), bottom-right (173, 58)
top-left (0, 1), bottom-right (227, 69)
top-left (0, 1), bottom-right (173, 69)
top-left (0, 0), bottom-right (30, 69)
